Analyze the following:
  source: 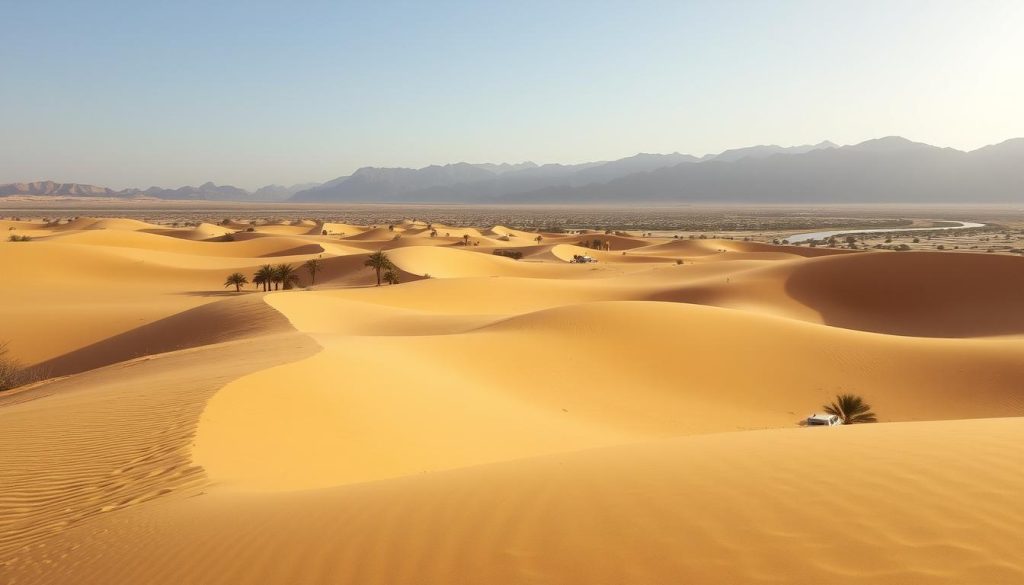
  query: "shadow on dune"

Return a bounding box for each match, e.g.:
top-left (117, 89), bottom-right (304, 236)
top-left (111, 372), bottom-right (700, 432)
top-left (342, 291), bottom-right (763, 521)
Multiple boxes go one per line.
top-left (28, 295), bottom-right (297, 378)
top-left (783, 252), bottom-right (1024, 337)
top-left (179, 291), bottom-right (260, 297)
top-left (258, 244), bottom-right (325, 257)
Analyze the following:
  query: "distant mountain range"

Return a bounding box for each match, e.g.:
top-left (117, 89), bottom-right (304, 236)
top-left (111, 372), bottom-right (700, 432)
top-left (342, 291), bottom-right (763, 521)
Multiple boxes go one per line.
top-left (0, 180), bottom-right (320, 202)
top-left (4, 137), bottom-right (1023, 203)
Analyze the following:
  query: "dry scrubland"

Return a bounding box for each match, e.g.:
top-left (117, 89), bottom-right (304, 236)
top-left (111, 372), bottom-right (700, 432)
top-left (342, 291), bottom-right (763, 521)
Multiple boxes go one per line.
top-left (1, 209), bottom-right (1024, 584)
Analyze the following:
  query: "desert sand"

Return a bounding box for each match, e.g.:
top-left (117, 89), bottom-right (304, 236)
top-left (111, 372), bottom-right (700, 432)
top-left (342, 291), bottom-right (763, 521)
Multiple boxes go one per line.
top-left (2, 216), bottom-right (1023, 584)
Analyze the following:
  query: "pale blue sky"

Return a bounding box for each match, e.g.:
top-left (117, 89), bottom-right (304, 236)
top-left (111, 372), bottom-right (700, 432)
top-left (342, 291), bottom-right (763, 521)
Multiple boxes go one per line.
top-left (2, 0), bottom-right (1023, 189)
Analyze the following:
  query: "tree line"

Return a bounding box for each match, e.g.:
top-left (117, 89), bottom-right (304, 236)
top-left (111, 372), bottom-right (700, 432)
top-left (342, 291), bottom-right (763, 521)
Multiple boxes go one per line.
top-left (223, 251), bottom-right (400, 292)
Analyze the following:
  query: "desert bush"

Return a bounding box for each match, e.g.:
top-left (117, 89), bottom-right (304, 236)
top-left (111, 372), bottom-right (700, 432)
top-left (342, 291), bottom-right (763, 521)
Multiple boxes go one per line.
top-left (823, 394), bottom-right (877, 424)
top-left (493, 249), bottom-right (523, 260)
top-left (8, 234), bottom-right (32, 242)
top-left (1, 342), bottom-right (24, 391)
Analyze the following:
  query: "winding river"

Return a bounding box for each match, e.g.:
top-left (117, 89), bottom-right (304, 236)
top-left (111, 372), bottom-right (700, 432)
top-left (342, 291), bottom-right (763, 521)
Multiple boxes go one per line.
top-left (787, 220), bottom-right (985, 244)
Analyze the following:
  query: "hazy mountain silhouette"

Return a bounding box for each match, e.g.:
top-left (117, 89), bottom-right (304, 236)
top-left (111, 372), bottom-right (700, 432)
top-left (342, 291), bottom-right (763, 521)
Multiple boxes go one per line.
top-left (6, 137), bottom-right (1023, 203)
top-left (505, 137), bottom-right (1024, 203)
top-left (702, 141), bottom-right (837, 162)
top-left (291, 153), bottom-right (698, 203)
top-left (141, 182), bottom-right (250, 201)
top-left (250, 183), bottom-right (320, 201)
top-left (292, 163), bottom-right (498, 202)
top-left (0, 181), bottom-right (122, 197)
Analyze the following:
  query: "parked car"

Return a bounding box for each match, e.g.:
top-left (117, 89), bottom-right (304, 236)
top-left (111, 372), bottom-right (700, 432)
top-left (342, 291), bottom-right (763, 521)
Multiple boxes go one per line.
top-left (806, 413), bottom-right (842, 426)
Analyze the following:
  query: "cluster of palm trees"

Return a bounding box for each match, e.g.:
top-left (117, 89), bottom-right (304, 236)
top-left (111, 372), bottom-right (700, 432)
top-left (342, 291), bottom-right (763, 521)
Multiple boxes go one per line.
top-left (223, 252), bottom-right (401, 292)
top-left (224, 259), bottom-right (324, 293)
top-left (251, 264), bottom-right (301, 291)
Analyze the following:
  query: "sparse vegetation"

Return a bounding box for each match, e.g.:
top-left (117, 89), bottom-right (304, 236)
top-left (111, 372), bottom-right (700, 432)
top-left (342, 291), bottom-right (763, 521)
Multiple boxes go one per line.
top-left (253, 265), bottom-right (275, 291)
top-left (304, 257), bottom-right (323, 285)
top-left (823, 394), bottom-right (877, 424)
top-left (0, 342), bottom-right (24, 391)
top-left (8, 234), bottom-right (32, 242)
top-left (223, 272), bottom-right (249, 292)
top-left (493, 249), bottom-right (523, 260)
top-left (365, 250), bottom-right (393, 286)
top-left (274, 264), bottom-right (301, 290)
top-left (383, 268), bottom-right (400, 285)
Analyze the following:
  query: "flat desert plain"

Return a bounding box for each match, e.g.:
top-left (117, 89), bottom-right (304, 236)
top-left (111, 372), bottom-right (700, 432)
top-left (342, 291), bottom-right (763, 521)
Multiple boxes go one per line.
top-left (2, 215), bottom-right (1024, 584)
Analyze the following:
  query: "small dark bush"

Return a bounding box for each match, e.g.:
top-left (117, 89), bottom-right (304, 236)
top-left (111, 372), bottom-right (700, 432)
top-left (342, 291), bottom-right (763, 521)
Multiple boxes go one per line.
top-left (493, 249), bottom-right (523, 260)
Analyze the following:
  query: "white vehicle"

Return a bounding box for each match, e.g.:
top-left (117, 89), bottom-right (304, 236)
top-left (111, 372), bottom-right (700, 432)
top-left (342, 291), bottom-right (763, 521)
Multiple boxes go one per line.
top-left (806, 413), bottom-right (842, 426)
top-left (571, 255), bottom-right (597, 264)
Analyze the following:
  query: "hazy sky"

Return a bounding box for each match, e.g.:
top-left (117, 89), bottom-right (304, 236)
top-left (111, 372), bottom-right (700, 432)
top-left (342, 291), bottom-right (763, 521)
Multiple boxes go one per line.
top-left (3, 0), bottom-right (1023, 190)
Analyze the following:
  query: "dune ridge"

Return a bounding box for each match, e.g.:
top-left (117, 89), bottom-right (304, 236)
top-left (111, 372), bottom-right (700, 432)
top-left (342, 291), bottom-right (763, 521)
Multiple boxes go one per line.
top-left (1, 215), bottom-right (1022, 584)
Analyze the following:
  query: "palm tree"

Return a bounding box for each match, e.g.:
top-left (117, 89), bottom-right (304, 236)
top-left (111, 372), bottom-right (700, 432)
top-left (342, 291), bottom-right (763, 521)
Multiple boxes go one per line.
top-left (823, 394), bottom-right (877, 424)
top-left (462, 234), bottom-right (470, 246)
top-left (275, 263), bottom-right (301, 290)
top-left (254, 265), bottom-right (275, 292)
top-left (535, 234), bottom-right (543, 244)
top-left (364, 250), bottom-right (393, 286)
top-left (383, 268), bottom-right (400, 285)
top-left (252, 273), bottom-right (268, 291)
top-left (224, 272), bottom-right (248, 292)
top-left (304, 257), bottom-right (323, 286)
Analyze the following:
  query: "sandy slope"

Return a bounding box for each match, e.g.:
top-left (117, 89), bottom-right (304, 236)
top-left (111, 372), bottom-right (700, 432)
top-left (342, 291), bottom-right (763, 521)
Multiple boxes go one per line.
top-left (2, 218), bottom-right (1023, 584)
top-left (13, 419), bottom-right (1024, 584)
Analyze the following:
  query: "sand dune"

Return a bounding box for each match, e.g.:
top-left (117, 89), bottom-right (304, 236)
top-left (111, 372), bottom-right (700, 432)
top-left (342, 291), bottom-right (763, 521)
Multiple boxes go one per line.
top-left (53, 216), bottom-right (163, 231)
top-left (196, 297), bottom-right (1023, 492)
top-left (2, 216), bottom-right (1023, 584)
top-left (784, 251), bottom-right (1024, 336)
top-left (0, 333), bottom-right (319, 576)
top-left (43, 228), bottom-right (326, 258)
top-left (12, 418), bottom-right (1024, 584)
top-left (30, 294), bottom-right (296, 377)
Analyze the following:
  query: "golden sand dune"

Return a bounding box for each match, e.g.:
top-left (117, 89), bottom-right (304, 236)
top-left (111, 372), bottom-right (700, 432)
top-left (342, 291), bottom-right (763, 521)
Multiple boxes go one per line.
top-left (1, 217), bottom-right (1023, 584)
top-left (53, 216), bottom-right (164, 231)
top-left (783, 251), bottom-right (1024, 337)
top-left (649, 250), bottom-right (1024, 337)
top-left (12, 417), bottom-right (1024, 584)
top-left (633, 237), bottom-right (856, 258)
top-left (193, 298), bottom-right (1024, 493)
top-left (31, 294), bottom-right (296, 378)
top-left (42, 228), bottom-right (327, 258)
